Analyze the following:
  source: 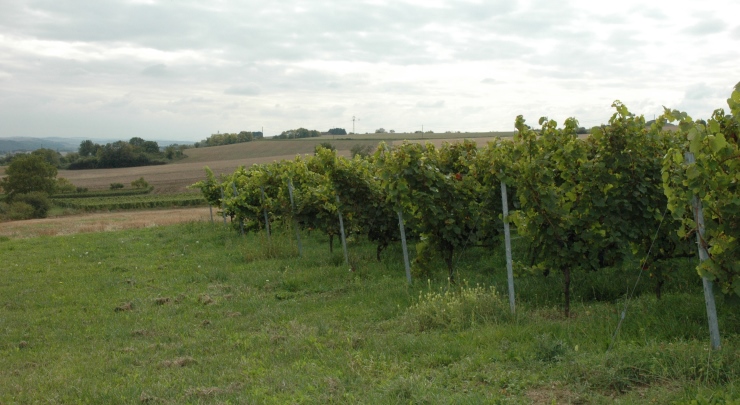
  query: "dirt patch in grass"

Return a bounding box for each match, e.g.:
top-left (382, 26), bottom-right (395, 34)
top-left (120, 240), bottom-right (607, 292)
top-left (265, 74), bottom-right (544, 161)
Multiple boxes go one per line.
top-left (0, 207), bottom-right (212, 238)
top-left (161, 356), bottom-right (196, 368)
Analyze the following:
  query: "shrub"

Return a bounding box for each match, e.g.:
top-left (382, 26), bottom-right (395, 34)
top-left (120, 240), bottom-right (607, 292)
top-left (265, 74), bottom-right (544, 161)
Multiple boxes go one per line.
top-left (131, 177), bottom-right (150, 189)
top-left (3, 201), bottom-right (35, 220)
top-left (314, 142), bottom-right (336, 154)
top-left (350, 144), bottom-right (374, 158)
top-left (55, 177), bottom-right (77, 194)
top-left (13, 192), bottom-right (51, 218)
top-left (110, 183), bottom-right (125, 190)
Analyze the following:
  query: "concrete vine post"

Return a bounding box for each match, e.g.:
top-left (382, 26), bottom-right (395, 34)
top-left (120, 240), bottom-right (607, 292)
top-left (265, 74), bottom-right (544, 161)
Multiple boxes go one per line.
top-left (501, 179), bottom-right (515, 314)
top-left (397, 209), bottom-right (412, 285)
top-left (220, 187), bottom-right (227, 226)
top-left (287, 179), bottom-right (303, 257)
top-left (335, 195), bottom-right (349, 266)
top-left (260, 186), bottom-right (271, 239)
top-left (232, 182), bottom-right (244, 236)
top-left (684, 152), bottom-right (721, 350)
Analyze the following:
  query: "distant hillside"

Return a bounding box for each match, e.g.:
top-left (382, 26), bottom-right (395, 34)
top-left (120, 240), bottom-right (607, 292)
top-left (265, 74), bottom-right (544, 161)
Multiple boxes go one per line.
top-left (0, 137), bottom-right (194, 155)
top-left (0, 137), bottom-right (79, 153)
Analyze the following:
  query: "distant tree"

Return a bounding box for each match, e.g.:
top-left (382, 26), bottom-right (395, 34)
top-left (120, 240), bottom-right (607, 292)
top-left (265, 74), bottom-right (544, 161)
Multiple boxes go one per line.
top-left (328, 128), bottom-right (347, 135)
top-left (350, 144), bottom-right (374, 158)
top-left (237, 131), bottom-right (254, 142)
top-left (31, 148), bottom-right (62, 167)
top-left (576, 127), bottom-right (588, 135)
top-left (252, 131), bottom-right (264, 139)
top-left (79, 140), bottom-right (99, 157)
top-left (110, 183), bottom-right (124, 190)
top-left (390, 129), bottom-right (396, 133)
top-left (279, 128), bottom-right (321, 139)
top-left (375, 128), bottom-right (387, 134)
top-left (141, 141), bottom-right (160, 154)
top-left (98, 141), bottom-right (136, 168)
top-left (129, 137), bottom-right (146, 147)
top-left (0, 154), bottom-right (58, 197)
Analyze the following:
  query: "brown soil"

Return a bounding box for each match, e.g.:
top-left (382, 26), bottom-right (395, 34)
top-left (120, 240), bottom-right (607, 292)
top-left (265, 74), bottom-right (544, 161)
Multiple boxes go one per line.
top-left (0, 207), bottom-right (212, 238)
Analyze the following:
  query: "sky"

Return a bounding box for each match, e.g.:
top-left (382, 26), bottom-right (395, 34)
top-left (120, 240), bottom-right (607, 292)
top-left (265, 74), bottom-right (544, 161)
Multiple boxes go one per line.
top-left (0, 0), bottom-right (738, 142)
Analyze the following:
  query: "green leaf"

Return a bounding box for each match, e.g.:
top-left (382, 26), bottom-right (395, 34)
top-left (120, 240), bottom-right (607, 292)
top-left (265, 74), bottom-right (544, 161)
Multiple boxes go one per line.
top-left (732, 89), bottom-right (740, 103)
top-left (709, 133), bottom-right (727, 153)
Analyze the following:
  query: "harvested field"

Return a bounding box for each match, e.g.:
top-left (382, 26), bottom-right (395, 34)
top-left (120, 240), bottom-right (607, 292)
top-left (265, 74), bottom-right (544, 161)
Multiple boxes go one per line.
top-left (0, 207), bottom-right (212, 238)
top-left (4, 136), bottom-right (509, 195)
top-left (56, 155), bottom-right (313, 194)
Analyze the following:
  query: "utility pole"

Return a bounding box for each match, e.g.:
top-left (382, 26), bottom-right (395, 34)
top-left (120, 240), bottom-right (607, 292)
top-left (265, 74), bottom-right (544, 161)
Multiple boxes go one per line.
top-left (352, 116), bottom-right (360, 134)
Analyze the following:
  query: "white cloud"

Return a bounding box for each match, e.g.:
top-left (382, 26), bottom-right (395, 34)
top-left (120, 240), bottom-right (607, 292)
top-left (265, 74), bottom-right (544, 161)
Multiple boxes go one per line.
top-left (0, 0), bottom-right (739, 140)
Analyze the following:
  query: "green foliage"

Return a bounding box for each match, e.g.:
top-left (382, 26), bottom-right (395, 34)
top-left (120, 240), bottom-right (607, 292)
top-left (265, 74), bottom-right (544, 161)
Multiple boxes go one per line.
top-left (350, 144), bottom-right (374, 158)
top-left (328, 128), bottom-right (347, 135)
top-left (130, 177), bottom-right (149, 189)
top-left (194, 131), bottom-right (256, 148)
top-left (69, 138), bottom-right (166, 169)
top-left (401, 283), bottom-right (506, 332)
top-left (0, 154), bottom-right (58, 197)
top-left (314, 142), bottom-right (336, 154)
top-left (109, 183), bottom-right (124, 190)
top-left (0, 200), bottom-right (35, 220)
top-left (662, 83), bottom-right (740, 297)
top-left (52, 193), bottom-right (205, 211)
top-left (31, 148), bottom-right (62, 167)
top-left (374, 140), bottom-right (486, 281)
top-left (12, 191), bottom-right (51, 218)
top-left (273, 128), bottom-right (321, 140)
top-left (54, 177), bottom-right (77, 194)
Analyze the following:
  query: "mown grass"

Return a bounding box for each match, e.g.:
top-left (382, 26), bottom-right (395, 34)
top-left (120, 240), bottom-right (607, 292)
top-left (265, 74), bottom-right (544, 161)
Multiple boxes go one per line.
top-left (1, 221), bottom-right (738, 404)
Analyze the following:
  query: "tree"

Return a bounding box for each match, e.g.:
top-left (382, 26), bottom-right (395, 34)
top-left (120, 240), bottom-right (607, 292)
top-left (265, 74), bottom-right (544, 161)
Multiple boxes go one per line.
top-left (79, 140), bottom-right (99, 157)
top-left (0, 154), bottom-right (58, 197)
top-left (375, 128), bottom-right (387, 134)
top-left (328, 128), bottom-right (347, 135)
top-left (142, 141), bottom-right (160, 154)
top-left (31, 148), bottom-right (62, 167)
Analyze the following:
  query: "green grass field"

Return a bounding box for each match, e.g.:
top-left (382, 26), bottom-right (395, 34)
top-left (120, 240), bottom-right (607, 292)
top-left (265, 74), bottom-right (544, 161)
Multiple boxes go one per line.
top-left (1, 221), bottom-right (738, 404)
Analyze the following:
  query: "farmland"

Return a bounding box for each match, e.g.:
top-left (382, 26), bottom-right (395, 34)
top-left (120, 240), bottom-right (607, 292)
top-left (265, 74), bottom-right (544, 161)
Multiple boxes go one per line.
top-left (45, 134), bottom-right (511, 194)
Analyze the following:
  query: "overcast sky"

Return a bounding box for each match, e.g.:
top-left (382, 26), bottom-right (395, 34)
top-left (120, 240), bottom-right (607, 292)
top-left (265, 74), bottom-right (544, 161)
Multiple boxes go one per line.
top-left (1, 0), bottom-right (738, 141)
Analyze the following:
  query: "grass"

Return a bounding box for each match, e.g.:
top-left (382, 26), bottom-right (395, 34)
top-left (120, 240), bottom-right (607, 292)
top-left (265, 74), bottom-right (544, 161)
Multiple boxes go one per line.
top-left (1, 221), bottom-right (738, 404)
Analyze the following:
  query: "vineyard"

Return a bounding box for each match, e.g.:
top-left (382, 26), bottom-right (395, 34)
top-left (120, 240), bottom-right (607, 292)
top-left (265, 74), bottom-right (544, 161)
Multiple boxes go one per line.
top-left (53, 193), bottom-right (206, 211)
top-left (194, 85), bottom-right (740, 327)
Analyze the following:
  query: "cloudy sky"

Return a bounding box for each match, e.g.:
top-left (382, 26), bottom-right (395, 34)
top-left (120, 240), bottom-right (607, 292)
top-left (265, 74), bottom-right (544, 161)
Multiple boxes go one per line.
top-left (1, 0), bottom-right (738, 141)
